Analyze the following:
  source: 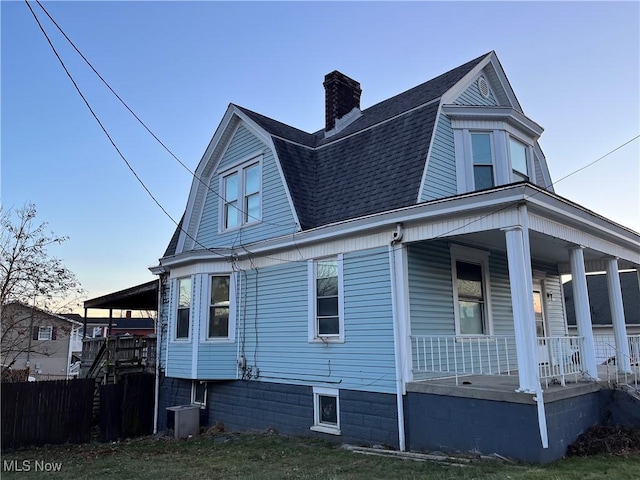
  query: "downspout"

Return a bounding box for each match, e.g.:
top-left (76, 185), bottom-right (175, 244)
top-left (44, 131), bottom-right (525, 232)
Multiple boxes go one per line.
top-left (153, 276), bottom-right (163, 434)
top-left (389, 223), bottom-right (406, 451)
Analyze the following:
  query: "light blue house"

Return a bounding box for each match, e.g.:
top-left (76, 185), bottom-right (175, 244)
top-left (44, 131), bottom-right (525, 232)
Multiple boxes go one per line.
top-left (151, 51), bottom-right (640, 462)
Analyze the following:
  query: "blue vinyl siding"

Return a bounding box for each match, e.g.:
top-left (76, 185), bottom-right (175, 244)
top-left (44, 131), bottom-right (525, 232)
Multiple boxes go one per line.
top-left (408, 241), bottom-right (515, 336)
top-left (233, 247), bottom-right (396, 393)
top-left (195, 124), bottom-right (298, 248)
top-left (454, 78), bottom-right (498, 106)
top-left (421, 114), bottom-right (458, 202)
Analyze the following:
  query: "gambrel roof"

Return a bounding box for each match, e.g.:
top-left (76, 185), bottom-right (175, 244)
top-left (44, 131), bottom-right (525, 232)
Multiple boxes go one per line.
top-left (235, 52), bottom-right (489, 230)
top-left (163, 51), bottom-right (546, 257)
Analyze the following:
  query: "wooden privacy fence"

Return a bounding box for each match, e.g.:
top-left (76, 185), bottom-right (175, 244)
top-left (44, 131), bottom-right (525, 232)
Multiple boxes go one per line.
top-left (100, 373), bottom-right (155, 442)
top-left (1, 378), bottom-right (94, 450)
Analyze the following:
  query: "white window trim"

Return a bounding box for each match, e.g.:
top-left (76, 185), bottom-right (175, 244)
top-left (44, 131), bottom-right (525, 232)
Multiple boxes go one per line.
top-left (173, 276), bottom-right (193, 342)
top-left (310, 386), bottom-right (341, 435)
top-left (191, 380), bottom-right (208, 409)
top-left (38, 326), bottom-right (53, 341)
top-left (202, 273), bottom-right (236, 343)
top-left (508, 134), bottom-right (534, 182)
top-left (218, 153), bottom-right (263, 232)
top-left (308, 254), bottom-right (345, 343)
top-left (450, 244), bottom-right (493, 336)
top-left (447, 109), bottom-right (540, 193)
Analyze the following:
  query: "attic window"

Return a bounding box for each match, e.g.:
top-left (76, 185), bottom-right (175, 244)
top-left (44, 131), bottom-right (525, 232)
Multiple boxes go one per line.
top-left (478, 76), bottom-right (490, 98)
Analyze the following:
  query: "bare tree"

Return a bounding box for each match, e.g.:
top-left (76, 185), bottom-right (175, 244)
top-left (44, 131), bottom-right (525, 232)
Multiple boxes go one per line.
top-left (1, 203), bottom-right (84, 370)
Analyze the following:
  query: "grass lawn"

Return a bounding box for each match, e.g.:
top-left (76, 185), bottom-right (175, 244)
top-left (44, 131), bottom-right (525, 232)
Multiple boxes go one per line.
top-left (2, 432), bottom-right (639, 480)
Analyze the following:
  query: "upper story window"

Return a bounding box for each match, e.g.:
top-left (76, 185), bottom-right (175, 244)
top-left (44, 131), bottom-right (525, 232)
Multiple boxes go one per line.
top-left (308, 255), bottom-right (344, 342)
top-left (443, 105), bottom-right (543, 194)
top-left (221, 159), bottom-right (262, 231)
top-left (509, 137), bottom-right (529, 181)
top-left (471, 133), bottom-right (494, 190)
top-left (208, 275), bottom-right (231, 339)
top-left (176, 277), bottom-right (191, 340)
top-left (37, 326), bottom-right (53, 341)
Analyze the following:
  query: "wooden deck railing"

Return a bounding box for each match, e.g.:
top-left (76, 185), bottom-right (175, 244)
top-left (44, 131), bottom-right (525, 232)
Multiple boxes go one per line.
top-left (80, 335), bottom-right (156, 379)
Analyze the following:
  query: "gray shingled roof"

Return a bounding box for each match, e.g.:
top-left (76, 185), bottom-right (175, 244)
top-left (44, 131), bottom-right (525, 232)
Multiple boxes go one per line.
top-left (564, 271), bottom-right (640, 325)
top-left (164, 53), bottom-right (489, 254)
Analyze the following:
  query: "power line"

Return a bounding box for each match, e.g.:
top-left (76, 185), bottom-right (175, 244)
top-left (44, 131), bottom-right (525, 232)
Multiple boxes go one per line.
top-left (33, 0), bottom-right (297, 231)
top-left (25, 0), bottom-right (229, 260)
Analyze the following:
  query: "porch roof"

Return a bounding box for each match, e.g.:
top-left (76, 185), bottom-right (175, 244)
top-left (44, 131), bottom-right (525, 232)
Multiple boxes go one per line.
top-left (83, 280), bottom-right (158, 311)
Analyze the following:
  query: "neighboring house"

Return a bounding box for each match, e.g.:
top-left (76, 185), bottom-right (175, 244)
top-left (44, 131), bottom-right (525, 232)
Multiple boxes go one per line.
top-left (0, 302), bottom-right (83, 379)
top-left (150, 51), bottom-right (640, 463)
top-left (564, 271), bottom-right (640, 363)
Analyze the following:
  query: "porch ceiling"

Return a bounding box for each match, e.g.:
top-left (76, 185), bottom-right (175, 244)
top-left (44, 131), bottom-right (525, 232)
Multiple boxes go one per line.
top-left (445, 230), bottom-right (635, 273)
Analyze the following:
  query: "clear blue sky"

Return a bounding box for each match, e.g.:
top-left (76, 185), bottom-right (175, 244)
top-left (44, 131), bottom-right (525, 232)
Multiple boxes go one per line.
top-left (2, 1), bottom-right (639, 310)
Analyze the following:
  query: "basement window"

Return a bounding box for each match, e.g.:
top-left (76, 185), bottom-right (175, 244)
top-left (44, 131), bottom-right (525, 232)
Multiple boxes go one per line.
top-left (191, 381), bottom-right (207, 409)
top-left (311, 387), bottom-right (341, 435)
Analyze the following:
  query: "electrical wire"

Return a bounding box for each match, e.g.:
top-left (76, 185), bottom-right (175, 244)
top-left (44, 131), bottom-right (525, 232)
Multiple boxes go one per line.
top-left (25, 0), bottom-right (229, 260)
top-left (33, 0), bottom-right (298, 231)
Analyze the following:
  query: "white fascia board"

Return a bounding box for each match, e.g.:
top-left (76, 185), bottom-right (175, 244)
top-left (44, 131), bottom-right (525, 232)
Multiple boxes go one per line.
top-left (484, 55), bottom-right (523, 112)
top-left (440, 52), bottom-right (493, 104)
top-left (441, 105), bottom-right (544, 139)
top-left (233, 109), bottom-right (302, 231)
top-left (525, 191), bottom-right (640, 246)
top-left (177, 105), bottom-right (238, 254)
top-left (159, 185), bottom-right (531, 268)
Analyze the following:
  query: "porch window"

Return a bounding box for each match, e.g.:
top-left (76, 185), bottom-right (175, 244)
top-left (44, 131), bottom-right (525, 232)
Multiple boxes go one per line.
top-left (176, 277), bottom-right (191, 339)
top-left (308, 255), bottom-right (344, 342)
top-left (311, 386), bottom-right (341, 435)
top-left (208, 276), bottom-right (230, 338)
top-left (451, 245), bottom-right (492, 336)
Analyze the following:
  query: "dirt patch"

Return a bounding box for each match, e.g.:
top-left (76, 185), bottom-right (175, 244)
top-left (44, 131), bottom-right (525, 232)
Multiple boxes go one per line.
top-left (567, 425), bottom-right (640, 457)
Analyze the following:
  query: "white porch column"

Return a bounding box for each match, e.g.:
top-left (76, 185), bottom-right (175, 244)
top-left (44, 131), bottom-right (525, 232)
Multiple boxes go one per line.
top-left (503, 225), bottom-right (539, 393)
top-left (605, 258), bottom-right (632, 373)
top-left (568, 246), bottom-right (598, 379)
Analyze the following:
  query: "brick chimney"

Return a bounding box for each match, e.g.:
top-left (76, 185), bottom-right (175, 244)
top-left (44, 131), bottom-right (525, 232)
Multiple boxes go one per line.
top-left (324, 71), bottom-right (361, 132)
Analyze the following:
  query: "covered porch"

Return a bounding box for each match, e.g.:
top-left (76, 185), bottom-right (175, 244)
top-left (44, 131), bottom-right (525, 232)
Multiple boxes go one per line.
top-left (391, 185), bottom-right (640, 396)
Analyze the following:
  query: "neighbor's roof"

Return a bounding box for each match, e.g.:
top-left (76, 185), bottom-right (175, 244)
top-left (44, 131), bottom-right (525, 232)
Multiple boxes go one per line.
top-left (164, 52), bottom-right (490, 256)
top-left (564, 271), bottom-right (640, 325)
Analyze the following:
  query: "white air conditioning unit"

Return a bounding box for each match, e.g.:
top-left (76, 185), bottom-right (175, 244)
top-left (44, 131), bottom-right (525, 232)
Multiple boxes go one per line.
top-left (166, 405), bottom-right (199, 439)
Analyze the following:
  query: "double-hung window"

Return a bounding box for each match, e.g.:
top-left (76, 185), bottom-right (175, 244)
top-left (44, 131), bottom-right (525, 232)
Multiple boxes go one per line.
top-left (208, 275), bottom-right (230, 339)
top-left (471, 133), bottom-right (494, 190)
top-left (221, 158), bottom-right (261, 230)
top-left (309, 256), bottom-right (344, 342)
top-left (451, 245), bottom-right (492, 336)
top-left (37, 326), bottom-right (53, 341)
top-left (176, 277), bottom-right (191, 339)
top-left (509, 137), bottom-right (529, 181)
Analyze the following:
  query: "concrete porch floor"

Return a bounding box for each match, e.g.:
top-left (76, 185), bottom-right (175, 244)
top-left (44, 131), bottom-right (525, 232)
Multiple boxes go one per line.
top-left (406, 364), bottom-right (630, 404)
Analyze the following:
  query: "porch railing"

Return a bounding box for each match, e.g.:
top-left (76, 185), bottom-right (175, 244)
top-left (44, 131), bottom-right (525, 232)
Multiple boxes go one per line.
top-left (412, 335), bottom-right (518, 385)
top-left (596, 334), bottom-right (640, 392)
top-left (412, 334), bottom-right (587, 387)
top-left (537, 336), bottom-right (585, 387)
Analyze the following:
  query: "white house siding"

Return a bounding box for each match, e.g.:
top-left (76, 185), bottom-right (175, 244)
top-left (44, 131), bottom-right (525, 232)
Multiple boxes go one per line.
top-left (453, 77), bottom-right (499, 107)
top-left (195, 124), bottom-right (298, 248)
top-left (421, 114), bottom-right (458, 202)
top-left (234, 247), bottom-right (397, 394)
